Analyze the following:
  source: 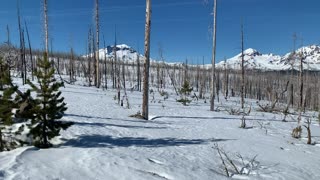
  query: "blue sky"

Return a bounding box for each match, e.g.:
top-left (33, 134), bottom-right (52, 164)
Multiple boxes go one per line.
top-left (0, 0), bottom-right (319, 63)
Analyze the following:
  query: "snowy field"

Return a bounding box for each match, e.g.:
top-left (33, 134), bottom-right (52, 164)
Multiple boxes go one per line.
top-left (1, 81), bottom-right (320, 180)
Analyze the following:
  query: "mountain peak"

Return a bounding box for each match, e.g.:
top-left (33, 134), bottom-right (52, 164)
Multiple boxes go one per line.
top-left (295, 45), bottom-right (320, 55)
top-left (243, 48), bottom-right (261, 56)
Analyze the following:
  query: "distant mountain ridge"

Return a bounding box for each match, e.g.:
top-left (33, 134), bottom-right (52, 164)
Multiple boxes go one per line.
top-left (216, 45), bottom-right (320, 71)
top-left (91, 44), bottom-right (320, 71)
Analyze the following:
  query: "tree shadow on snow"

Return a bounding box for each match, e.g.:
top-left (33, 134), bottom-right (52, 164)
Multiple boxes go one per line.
top-left (72, 121), bottom-right (167, 129)
top-left (63, 135), bottom-right (234, 148)
top-left (65, 113), bottom-right (112, 121)
top-left (65, 113), bottom-right (173, 125)
top-left (150, 116), bottom-right (295, 122)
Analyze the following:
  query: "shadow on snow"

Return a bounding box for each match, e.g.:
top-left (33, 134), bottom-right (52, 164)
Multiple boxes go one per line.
top-left (150, 116), bottom-right (296, 122)
top-left (72, 121), bottom-right (167, 130)
top-left (62, 135), bottom-right (234, 148)
top-left (64, 113), bottom-right (173, 125)
top-left (65, 113), bottom-right (112, 121)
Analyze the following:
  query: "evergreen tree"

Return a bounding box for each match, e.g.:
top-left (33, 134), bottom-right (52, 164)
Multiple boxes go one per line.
top-left (0, 56), bottom-right (17, 151)
top-left (27, 54), bottom-right (70, 148)
top-left (177, 80), bottom-right (193, 106)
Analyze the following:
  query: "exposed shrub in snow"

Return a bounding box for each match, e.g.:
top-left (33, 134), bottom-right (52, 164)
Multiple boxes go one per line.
top-left (213, 143), bottom-right (260, 178)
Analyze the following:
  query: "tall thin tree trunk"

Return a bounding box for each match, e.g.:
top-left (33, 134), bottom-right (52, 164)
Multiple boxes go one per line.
top-left (88, 28), bottom-right (92, 86)
top-left (103, 35), bottom-right (107, 89)
top-left (17, 1), bottom-right (24, 84)
top-left (70, 48), bottom-right (74, 83)
top-left (224, 57), bottom-right (229, 99)
top-left (142, 0), bottom-right (152, 120)
top-left (6, 25), bottom-right (10, 45)
top-left (95, 0), bottom-right (100, 88)
top-left (185, 59), bottom-right (188, 83)
top-left (122, 60), bottom-right (126, 89)
top-left (44, 0), bottom-right (49, 56)
top-left (25, 20), bottom-right (34, 81)
top-left (111, 54), bottom-right (115, 89)
top-left (22, 30), bottom-right (27, 83)
top-left (137, 53), bottom-right (141, 91)
top-left (210, 0), bottom-right (217, 111)
top-left (241, 21), bottom-right (245, 109)
top-left (298, 49), bottom-right (304, 126)
top-left (0, 129), bottom-right (3, 151)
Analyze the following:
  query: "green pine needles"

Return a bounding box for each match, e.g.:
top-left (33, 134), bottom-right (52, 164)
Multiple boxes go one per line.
top-left (0, 57), bottom-right (17, 151)
top-left (177, 80), bottom-right (193, 106)
top-left (27, 53), bottom-right (70, 148)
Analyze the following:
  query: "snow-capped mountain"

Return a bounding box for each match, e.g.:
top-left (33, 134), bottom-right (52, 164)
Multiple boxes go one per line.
top-left (97, 44), bottom-right (141, 61)
top-left (216, 45), bottom-right (320, 71)
top-left (216, 48), bottom-right (283, 70)
top-left (89, 44), bottom-right (320, 71)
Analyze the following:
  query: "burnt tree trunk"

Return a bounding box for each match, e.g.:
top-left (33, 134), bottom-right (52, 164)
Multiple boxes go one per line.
top-left (210, 0), bottom-right (217, 111)
top-left (142, 0), bottom-right (152, 120)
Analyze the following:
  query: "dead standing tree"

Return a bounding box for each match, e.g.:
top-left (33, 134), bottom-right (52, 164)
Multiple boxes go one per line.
top-left (292, 48), bottom-right (305, 138)
top-left (210, 0), bottom-right (217, 111)
top-left (240, 21), bottom-right (245, 109)
top-left (17, 1), bottom-right (26, 84)
top-left (114, 32), bottom-right (121, 104)
top-left (103, 34), bottom-right (107, 89)
top-left (44, 0), bottom-right (49, 56)
top-left (24, 20), bottom-right (34, 81)
top-left (136, 51), bottom-right (141, 92)
top-left (94, 0), bottom-right (100, 88)
top-left (87, 28), bottom-right (93, 86)
top-left (142, 0), bottom-right (151, 120)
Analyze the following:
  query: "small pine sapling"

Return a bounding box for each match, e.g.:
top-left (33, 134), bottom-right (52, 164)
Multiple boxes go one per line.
top-left (177, 80), bottom-right (193, 106)
top-left (27, 54), bottom-right (71, 148)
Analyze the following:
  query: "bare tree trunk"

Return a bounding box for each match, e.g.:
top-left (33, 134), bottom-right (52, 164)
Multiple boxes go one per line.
top-left (114, 28), bottom-right (118, 91)
top-left (224, 57), bottom-right (229, 99)
top-left (95, 0), bottom-right (100, 88)
top-left (113, 35), bottom-right (121, 104)
top-left (93, 32), bottom-right (97, 86)
top-left (199, 57), bottom-right (205, 99)
top-left (241, 21), bottom-right (245, 109)
top-left (6, 25), bottom-right (10, 45)
top-left (184, 59), bottom-right (188, 83)
top-left (25, 20), bottom-right (34, 81)
top-left (137, 53), bottom-right (141, 91)
top-left (210, 0), bottom-right (217, 111)
top-left (122, 60), bottom-right (126, 89)
top-left (88, 28), bottom-right (92, 86)
top-left (44, 0), bottom-right (49, 55)
top-left (216, 71), bottom-right (220, 102)
top-left (22, 30), bottom-right (27, 83)
top-left (70, 48), bottom-right (74, 83)
top-left (157, 62), bottom-right (160, 91)
top-left (103, 35), bottom-right (107, 89)
top-left (196, 62), bottom-right (200, 92)
top-left (17, 1), bottom-right (24, 84)
top-left (111, 50), bottom-right (115, 89)
top-left (304, 118), bottom-right (312, 144)
top-left (0, 129), bottom-right (3, 151)
top-left (142, 0), bottom-right (152, 120)
top-left (298, 49), bottom-right (304, 126)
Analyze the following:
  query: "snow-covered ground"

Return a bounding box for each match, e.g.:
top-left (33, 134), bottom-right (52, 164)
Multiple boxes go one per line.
top-left (1, 81), bottom-right (320, 180)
